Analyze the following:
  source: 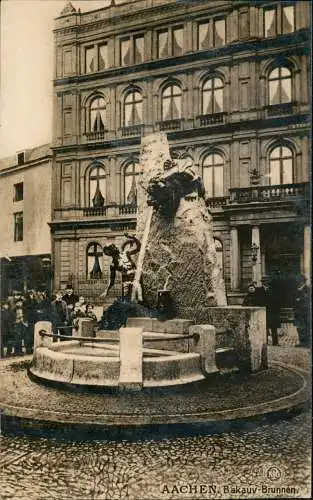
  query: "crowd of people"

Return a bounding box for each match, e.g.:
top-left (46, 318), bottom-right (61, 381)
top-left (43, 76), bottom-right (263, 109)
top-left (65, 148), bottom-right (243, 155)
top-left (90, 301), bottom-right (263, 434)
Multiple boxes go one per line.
top-left (242, 275), bottom-right (310, 347)
top-left (0, 285), bottom-right (98, 357)
top-left (1, 276), bottom-right (310, 356)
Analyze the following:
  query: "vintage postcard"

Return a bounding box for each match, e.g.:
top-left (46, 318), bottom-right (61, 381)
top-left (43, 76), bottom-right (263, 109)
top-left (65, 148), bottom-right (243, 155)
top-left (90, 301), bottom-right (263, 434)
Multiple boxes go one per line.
top-left (0, 1), bottom-right (311, 499)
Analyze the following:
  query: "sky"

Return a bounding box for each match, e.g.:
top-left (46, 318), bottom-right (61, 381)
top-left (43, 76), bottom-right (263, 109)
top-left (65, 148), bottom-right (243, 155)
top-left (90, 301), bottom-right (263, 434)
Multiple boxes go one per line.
top-left (0, 0), bottom-right (116, 157)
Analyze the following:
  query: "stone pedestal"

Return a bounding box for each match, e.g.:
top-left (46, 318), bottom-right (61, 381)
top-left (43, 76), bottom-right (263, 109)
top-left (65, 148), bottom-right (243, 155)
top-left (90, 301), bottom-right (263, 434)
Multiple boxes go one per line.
top-left (190, 324), bottom-right (218, 375)
top-left (34, 321), bottom-right (53, 351)
top-left (119, 327), bottom-right (143, 390)
top-left (77, 318), bottom-right (96, 338)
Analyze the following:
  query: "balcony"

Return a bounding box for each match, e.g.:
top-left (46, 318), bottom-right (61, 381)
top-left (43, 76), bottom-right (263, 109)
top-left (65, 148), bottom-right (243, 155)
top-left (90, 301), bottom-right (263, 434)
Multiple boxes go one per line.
top-left (229, 183), bottom-right (308, 204)
top-left (53, 204), bottom-right (138, 221)
top-left (121, 125), bottom-right (143, 137)
top-left (158, 119), bottom-right (182, 131)
top-left (198, 112), bottom-right (227, 126)
top-left (265, 102), bottom-right (295, 118)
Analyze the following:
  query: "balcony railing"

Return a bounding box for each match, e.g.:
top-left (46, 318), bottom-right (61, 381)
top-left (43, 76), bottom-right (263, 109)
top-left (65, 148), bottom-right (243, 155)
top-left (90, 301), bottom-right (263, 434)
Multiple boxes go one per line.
top-left (158, 119), bottom-right (182, 131)
top-left (121, 125), bottom-right (143, 137)
top-left (229, 183), bottom-right (308, 204)
top-left (85, 131), bottom-right (107, 141)
top-left (265, 102), bottom-right (295, 117)
top-left (206, 197), bottom-right (228, 208)
top-left (198, 112), bottom-right (227, 126)
top-left (119, 204), bottom-right (137, 215)
top-left (83, 207), bottom-right (107, 216)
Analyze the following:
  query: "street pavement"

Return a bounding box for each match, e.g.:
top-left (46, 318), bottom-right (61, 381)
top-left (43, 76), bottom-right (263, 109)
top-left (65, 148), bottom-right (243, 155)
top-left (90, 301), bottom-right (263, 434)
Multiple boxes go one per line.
top-left (0, 411), bottom-right (311, 499)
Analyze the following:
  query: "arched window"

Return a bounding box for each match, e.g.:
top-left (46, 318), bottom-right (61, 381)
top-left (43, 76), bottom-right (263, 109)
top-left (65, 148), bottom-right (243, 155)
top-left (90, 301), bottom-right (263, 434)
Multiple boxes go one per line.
top-left (89, 165), bottom-right (106, 207)
top-left (214, 238), bottom-right (223, 273)
top-left (202, 153), bottom-right (224, 198)
top-left (161, 84), bottom-right (182, 121)
top-left (123, 161), bottom-right (140, 205)
top-left (124, 90), bottom-right (143, 126)
top-left (202, 77), bottom-right (224, 114)
top-left (87, 243), bottom-right (103, 280)
top-left (90, 97), bottom-right (107, 132)
top-left (268, 67), bottom-right (292, 105)
top-left (269, 146), bottom-right (294, 185)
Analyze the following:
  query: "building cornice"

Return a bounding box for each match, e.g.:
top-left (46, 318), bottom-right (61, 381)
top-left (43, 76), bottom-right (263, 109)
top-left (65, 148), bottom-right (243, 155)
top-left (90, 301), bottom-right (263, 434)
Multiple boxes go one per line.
top-left (0, 155), bottom-right (53, 177)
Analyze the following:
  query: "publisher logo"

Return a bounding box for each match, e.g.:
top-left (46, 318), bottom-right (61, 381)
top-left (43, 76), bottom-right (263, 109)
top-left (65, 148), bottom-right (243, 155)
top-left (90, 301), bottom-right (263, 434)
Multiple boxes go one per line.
top-left (266, 466), bottom-right (282, 482)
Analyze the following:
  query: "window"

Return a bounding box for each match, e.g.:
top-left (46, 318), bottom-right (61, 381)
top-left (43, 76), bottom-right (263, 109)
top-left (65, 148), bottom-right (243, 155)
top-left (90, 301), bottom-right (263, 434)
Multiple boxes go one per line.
top-left (269, 146), bottom-right (294, 185)
top-left (90, 97), bottom-right (107, 132)
top-left (123, 161), bottom-right (140, 205)
top-left (214, 239), bottom-right (223, 273)
top-left (14, 212), bottom-right (23, 242)
top-left (202, 78), bottom-right (224, 114)
top-left (98, 44), bottom-right (108, 70)
top-left (161, 84), bottom-right (182, 121)
top-left (157, 26), bottom-right (184, 59)
top-left (263, 5), bottom-right (295, 37)
top-left (120, 35), bottom-right (144, 66)
top-left (17, 152), bottom-right (24, 165)
top-left (264, 8), bottom-right (276, 38)
top-left (268, 67), bottom-right (292, 105)
top-left (123, 90), bottom-right (143, 126)
top-left (89, 166), bottom-right (106, 207)
top-left (202, 153), bottom-right (224, 198)
top-left (198, 18), bottom-right (226, 50)
top-left (87, 243), bottom-right (103, 279)
top-left (14, 182), bottom-right (23, 202)
top-left (282, 5), bottom-right (295, 34)
top-left (85, 43), bottom-right (108, 73)
top-left (213, 18), bottom-right (226, 47)
top-left (198, 22), bottom-right (210, 50)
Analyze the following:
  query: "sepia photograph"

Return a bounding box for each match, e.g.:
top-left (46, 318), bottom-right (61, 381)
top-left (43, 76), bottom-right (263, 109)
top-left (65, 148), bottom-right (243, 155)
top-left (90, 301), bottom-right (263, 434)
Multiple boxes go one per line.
top-left (0, 0), bottom-right (311, 499)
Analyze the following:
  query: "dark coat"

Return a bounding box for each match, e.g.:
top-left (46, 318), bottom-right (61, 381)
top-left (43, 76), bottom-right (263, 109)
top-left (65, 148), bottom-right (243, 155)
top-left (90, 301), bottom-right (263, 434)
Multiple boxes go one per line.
top-left (50, 299), bottom-right (68, 326)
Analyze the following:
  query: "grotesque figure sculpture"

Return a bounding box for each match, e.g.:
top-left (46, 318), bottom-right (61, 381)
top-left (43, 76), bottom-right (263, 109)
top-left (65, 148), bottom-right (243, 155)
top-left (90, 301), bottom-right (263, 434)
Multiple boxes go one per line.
top-left (101, 234), bottom-right (142, 301)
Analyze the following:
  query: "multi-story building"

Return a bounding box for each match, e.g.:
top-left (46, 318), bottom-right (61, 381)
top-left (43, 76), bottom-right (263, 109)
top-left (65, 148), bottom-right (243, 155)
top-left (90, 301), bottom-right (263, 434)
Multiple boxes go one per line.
top-left (0, 145), bottom-right (53, 297)
top-left (51, 0), bottom-right (310, 307)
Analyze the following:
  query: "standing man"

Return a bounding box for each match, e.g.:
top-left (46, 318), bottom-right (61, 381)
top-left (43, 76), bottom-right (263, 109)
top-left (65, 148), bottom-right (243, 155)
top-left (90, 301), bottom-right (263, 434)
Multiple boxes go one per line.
top-left (294, 275), bottom-right (310, 347)
top-left (62, 284), bottom-right (78, 308)
top-left (50, 290), bottom-right (68, 336)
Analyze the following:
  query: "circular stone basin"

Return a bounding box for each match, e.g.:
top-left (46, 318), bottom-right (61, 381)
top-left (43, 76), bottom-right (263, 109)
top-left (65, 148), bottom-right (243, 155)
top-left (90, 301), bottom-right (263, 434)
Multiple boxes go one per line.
top-left (30, 339), bottom-right (205, 388)
top-left (0, 357), bottom-right (309, 429)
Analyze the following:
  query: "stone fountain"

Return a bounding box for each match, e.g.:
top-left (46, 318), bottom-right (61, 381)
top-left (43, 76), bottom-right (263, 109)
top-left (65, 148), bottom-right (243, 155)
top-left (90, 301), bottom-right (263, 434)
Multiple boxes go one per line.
top-left (30, 133), bottom-right (267, 391)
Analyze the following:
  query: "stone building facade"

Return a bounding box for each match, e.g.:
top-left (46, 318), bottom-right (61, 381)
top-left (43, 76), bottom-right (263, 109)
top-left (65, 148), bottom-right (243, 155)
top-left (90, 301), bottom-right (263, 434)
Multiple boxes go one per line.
top-left (51, 0), bottom-right (310, 306)
top-left (0, 145), bottom-right (53, 297)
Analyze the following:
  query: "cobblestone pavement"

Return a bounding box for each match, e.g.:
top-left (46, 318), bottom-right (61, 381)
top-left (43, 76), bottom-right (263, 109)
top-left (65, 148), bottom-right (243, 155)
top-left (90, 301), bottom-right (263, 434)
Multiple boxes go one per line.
top-left (0, 412), bottom-right (311, 500)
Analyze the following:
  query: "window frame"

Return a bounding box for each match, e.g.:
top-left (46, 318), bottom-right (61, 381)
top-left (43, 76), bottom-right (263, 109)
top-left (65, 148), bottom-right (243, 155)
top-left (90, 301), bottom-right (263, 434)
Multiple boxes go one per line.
top-left (89, 96), bottom-right (107, 133)
top-left (123, 161), bottom-right (140, 205)
top-left (263, 4), bottom-right (295, 38)
top-left (88, 165), bottom-right (106, 207)
top-left (269, 145), bottom-right (294, 185)
top-left (14, 182), bottom-right (24, 202)
top-left (86, 242), bottom-right (104, 280)
top-left (268, 66), bottom-right (292, 106)
top-left (202, 153), bottom-right (225, 198)
top-left (161, 83), bottom-right (182, 122)
top-left (201, 77), bottom-right (225, 115)
top-left (84, 41), bottom-right (109, 74)
top-left (157, 25), bottom-right (184, 59)
top-left (197, 17), bottom-right (226, 51)
top-left (119, 33), bottom-right (145, 67)
top-left (123, 89), bottom-right (143, 127)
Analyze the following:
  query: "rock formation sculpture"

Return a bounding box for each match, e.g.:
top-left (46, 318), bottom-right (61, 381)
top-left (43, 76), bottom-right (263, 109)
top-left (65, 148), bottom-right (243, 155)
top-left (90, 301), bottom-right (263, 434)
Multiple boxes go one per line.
top-left (135, 133), bottom-right (227, 319)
